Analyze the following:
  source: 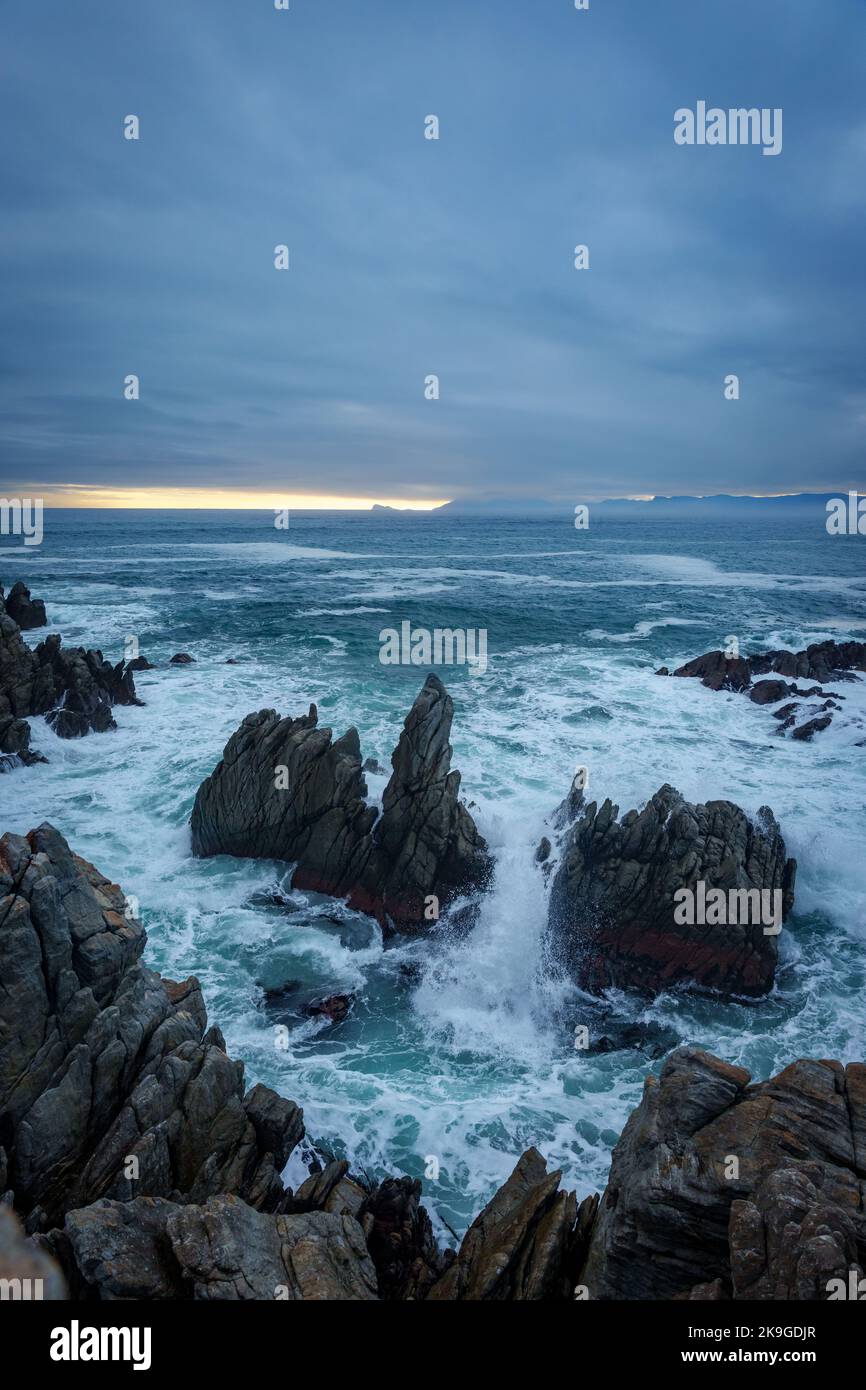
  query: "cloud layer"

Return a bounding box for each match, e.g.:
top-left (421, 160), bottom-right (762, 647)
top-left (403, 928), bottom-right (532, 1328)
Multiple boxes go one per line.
top-left (1, 0), bottom-right (864, 502)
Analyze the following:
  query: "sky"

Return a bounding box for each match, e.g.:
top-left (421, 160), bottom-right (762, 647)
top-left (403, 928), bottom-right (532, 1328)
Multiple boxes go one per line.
top-left (1, 0), bottom-right (865, 507)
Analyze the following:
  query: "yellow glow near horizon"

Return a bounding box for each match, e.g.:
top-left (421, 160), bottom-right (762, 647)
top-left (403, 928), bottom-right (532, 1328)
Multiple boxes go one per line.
top-left (23, 486), bottom-right (451, 511)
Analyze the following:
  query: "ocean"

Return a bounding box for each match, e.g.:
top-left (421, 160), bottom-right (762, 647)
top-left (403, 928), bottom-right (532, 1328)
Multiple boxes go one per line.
top-left (3, 507), bottom-right (865, 1238)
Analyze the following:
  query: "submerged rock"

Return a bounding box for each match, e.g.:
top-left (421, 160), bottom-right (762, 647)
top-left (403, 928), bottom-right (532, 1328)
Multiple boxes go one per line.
top-left (589, 1019), bottom-right (680, 1059)
top-left (191, 674), bottom-right (492, 932)
top-left (547, 783), bottom-right (796, 999)
top-left (668, 640), bottom-right (866, 737)
top-left (304, 993), bottom-right (354, 1023)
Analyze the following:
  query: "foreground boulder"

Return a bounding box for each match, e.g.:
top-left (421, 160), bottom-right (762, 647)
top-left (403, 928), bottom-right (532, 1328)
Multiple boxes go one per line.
top-left (1, 580), bottom-right (46, 630)
top-left (548, 783), bottom-right (796, 998)
top-left (580, 1047), bottom-right (866, 1300)
top-left (0, 824), bottom-right (302, 1228)
top-left (191, 674), bottom-right (492, 931)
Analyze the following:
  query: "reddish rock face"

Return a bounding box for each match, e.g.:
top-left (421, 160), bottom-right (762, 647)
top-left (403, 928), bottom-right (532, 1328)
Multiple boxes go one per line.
top-left (547, 784), bottom-right (796, 999)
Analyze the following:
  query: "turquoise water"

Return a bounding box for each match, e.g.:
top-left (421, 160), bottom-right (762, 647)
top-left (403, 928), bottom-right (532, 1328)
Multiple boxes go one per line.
top-left (3, 509), bottom-right (866, 1236)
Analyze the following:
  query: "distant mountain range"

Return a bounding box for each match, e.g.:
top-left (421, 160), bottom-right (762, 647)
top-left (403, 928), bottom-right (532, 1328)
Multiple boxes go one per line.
top-left (373, 493), bottom-right (858, 520)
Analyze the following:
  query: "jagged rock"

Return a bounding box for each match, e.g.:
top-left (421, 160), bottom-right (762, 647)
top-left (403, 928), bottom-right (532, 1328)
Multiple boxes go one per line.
top-left (170, 653), bottom-right (195, 664)
top-left (792, 715), bottom-right (834, 742)
top-left (579, 1048), bottom-right (866, 1300)
top-left (669, 641), bottom-right (866, 737)
top-left (552, 771), bottom-right (587, 830)
top-left (59, 1194), bottom-right (378, 1301)
top-left (191, 702), bottom-right (376, 875)
top-left (547, 783), bottom-right (796, 999)
top-left (359, 1175), bottom-right (449, 1300)
top-left (427, 1148), bottom-right (587, 1301)
top-left (191, 675), bottom-right (491, 932)
top-left (1, 581), bottom-right (46, 630)
top-left (0, 1204), bottom-right (67, 1299)
top-left (347, 675), bottom-right (492, 926)
top-left (1, 611), bottom-right (141, 741)
top-left (0, 824), bottom-right (302, 1229)
top-left (127, 656), bottom-right (155, 671)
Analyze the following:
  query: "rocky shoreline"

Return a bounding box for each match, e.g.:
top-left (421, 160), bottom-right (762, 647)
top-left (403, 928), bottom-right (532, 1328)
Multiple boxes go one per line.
top-left (0, 580), bottom-right (141, 768)
top-left (2, 583), bottom-right (863, 1300)
top-left (1, 824), bottom-right (863, 1301)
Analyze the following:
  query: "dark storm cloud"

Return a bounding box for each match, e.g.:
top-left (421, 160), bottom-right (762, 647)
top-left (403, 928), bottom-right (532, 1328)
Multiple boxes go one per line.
top-left (1, 0), bottom-right (864, 501)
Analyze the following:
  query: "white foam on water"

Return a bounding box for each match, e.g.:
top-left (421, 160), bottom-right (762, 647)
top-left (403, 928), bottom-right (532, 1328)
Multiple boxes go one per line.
top-left (4, 529), bottom-right (865, 1236)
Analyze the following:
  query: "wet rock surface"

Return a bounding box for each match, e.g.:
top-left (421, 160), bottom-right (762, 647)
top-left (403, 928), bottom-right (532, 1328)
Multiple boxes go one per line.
top-left (547, 783), bottom-right (796, 999)
top-left (0, 713), bottom-right (46, 771)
